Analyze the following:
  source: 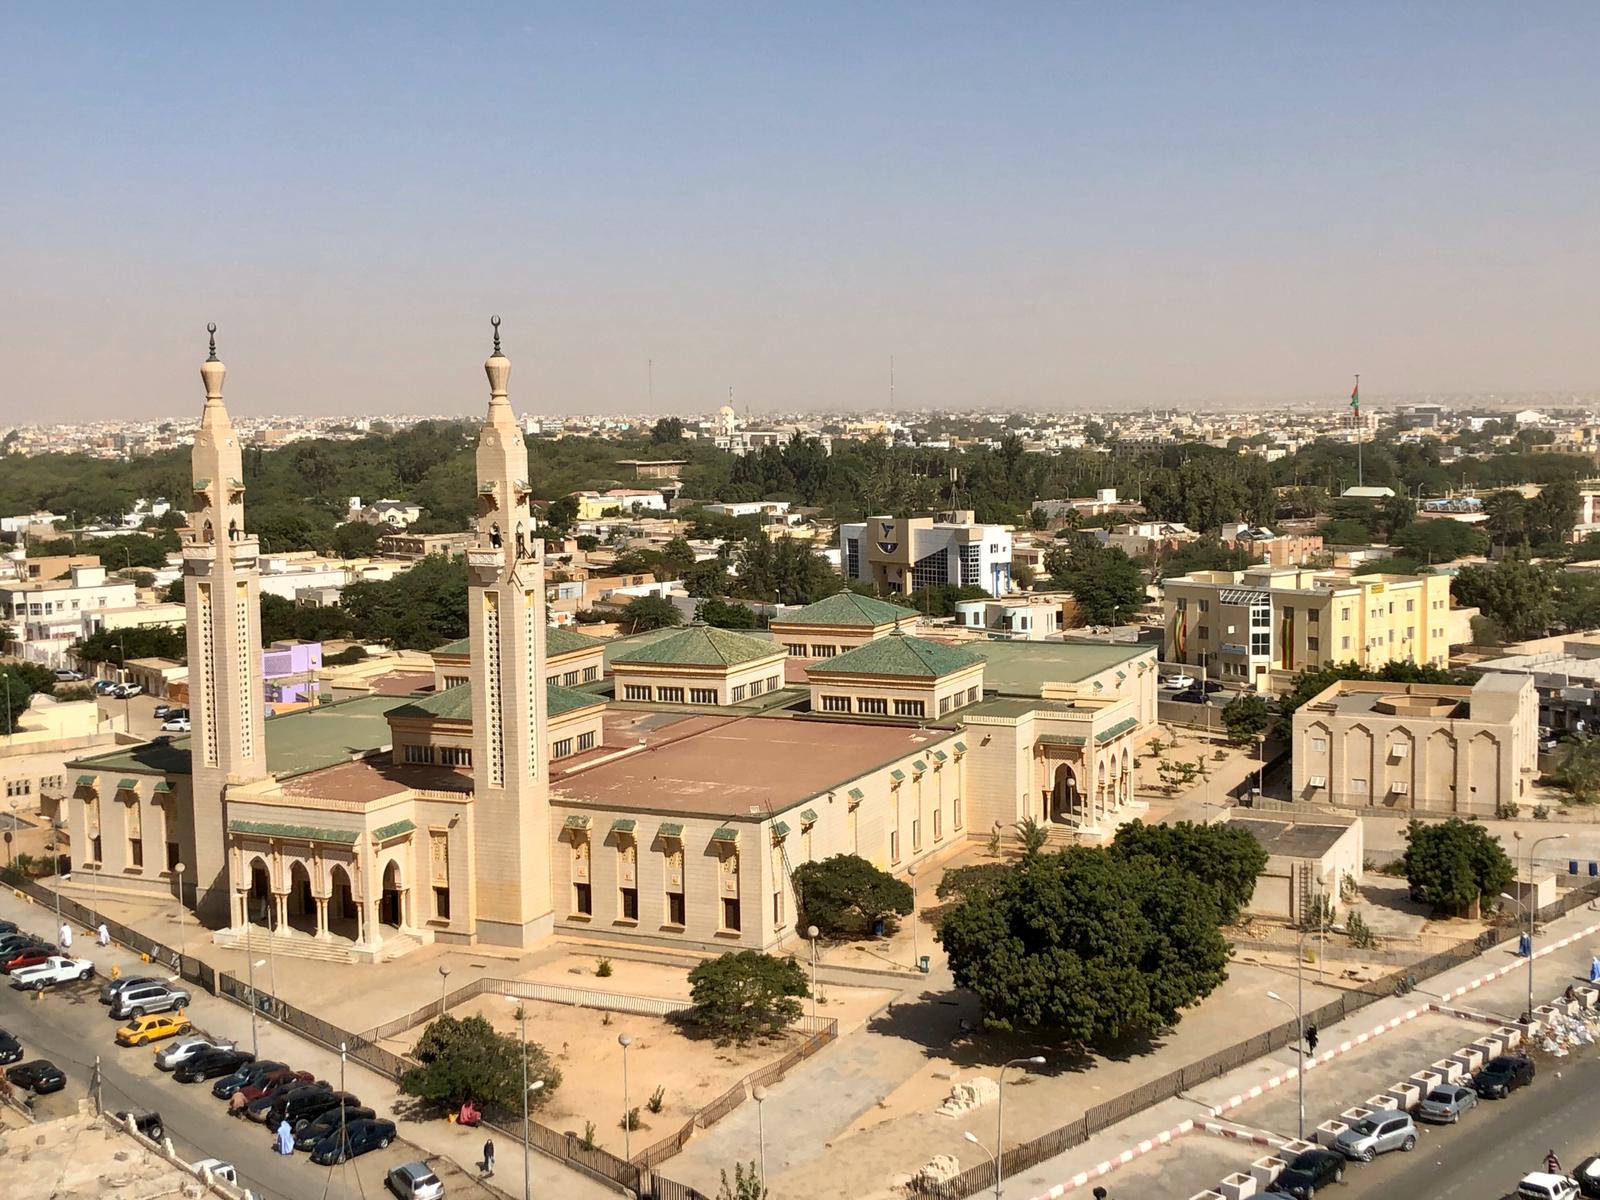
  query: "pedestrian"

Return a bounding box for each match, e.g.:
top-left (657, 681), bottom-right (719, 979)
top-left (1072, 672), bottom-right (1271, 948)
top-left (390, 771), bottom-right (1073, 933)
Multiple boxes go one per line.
top-left (483, 1137), bottom-right (495, 1176)
top-left (59, 923), bottom-right (72, 951)
top-left (1546, 1148), bottom-right (1562, 1175)
top-left (1093, 1189), bottom-right (1109, 1200)
top-left (97, 923), bottom-right (110, 948)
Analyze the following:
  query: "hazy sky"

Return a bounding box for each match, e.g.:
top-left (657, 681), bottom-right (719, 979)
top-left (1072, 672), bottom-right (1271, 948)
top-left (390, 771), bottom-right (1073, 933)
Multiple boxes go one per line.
top-left (4, 4), bottom-right (1598, 421)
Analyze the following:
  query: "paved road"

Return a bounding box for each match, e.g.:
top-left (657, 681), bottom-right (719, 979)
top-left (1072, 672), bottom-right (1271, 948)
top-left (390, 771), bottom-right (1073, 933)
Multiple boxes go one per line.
top-left (1335, 1045), bottom-right (1600, 1200)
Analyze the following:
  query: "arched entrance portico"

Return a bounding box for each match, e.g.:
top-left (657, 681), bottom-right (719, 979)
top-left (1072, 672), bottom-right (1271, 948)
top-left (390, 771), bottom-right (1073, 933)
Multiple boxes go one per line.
top-left (379, 860), bottom-right (405, 930)
top-left (286, 861), bottom-right (315, 934)
top-left (246, 857), bottom-right (272, 927)
top-left (1050, 763), bottom-right (1081, 824)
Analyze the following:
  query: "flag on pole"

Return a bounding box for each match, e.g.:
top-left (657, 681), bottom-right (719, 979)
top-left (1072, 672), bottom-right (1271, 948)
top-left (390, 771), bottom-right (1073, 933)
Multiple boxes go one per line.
top-left (1349, 381), bottom-right (1360, 415)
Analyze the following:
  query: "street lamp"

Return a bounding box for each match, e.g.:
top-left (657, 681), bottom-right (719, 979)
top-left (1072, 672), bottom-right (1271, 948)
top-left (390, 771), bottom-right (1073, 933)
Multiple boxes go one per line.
top-left (246, 958), bottom-right (267, 1056)
top-left (438, 965), bottom-right (451, 1015)
top-left (506, 997), bottom-right (543, 1200)
top-left (618, 1033), bottom-right (635, 1161)
top-left (907, 861), bottom-right (920, 971)
top-left (7, 800), bottom-right (16, 867)
top-left (1515, 833), bottom-right (1569, 1023)
top-left (995, 1056), bottom-right (1045, 1197)
top-left (806, 924), bottom-right (821, 1019)
top-left (963, 1130), bottom-right (997, 1181)
top-left (753, 1085), bottom-right (768, 1185)
top-left (173, 862), bottom-right (186, 965)
top-left (1266, 989), bottom-right (1305, 1139)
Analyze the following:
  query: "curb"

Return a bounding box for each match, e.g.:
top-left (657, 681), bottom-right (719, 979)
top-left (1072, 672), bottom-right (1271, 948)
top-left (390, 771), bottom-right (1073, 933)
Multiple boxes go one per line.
top-left (1023, 1118), bottom-right (1195, 1199)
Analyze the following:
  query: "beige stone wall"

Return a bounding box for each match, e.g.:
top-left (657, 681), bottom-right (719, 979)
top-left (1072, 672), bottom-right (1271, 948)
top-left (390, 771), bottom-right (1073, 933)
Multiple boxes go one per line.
top-left (613, 654), bottom-right (786, 707)
top-left (65, 774), bottom-right (194, 902)
top-left (810, 663), bottom-right (985, 721)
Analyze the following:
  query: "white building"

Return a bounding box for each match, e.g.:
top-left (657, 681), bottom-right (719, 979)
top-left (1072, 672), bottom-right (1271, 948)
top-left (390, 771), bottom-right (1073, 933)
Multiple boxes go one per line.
top-left (839, 511), bottom-right (1013, 597)
top-left (1, 564), bottom-right (139, 664)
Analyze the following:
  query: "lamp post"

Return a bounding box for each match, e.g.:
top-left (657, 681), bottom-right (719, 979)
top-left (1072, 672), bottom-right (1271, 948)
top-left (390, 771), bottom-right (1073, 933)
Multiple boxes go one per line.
top-left (173, 862), bottom-right (186, 965)
top-left (753, 1085), bottom-right (768, 1185)
top-left (46, 818), bottom-right (65, 932)
top-left (907, 861), bottom-right (920, 971)
top-left (806, 924), bottom-right (820, 1019)
top-left (1266, 986), bottom-right (1305, 1139)
top-left (506, 997), bottom-right (542, 1200)
top-left (963, 1131), bottom-right (997, 1184)
top-left (438, 965), bottom-right (451, 1016)
top-left (618, 1032), bottom-right (635, 1161)
top-left (246, 957), bottom-right (266, 1057)
top-left (1520, 833), bottom-right (1569, 1023)
top-left (995, 1056), bottom-right (1045, 1197)
top-left (7, 800), bottom-right (16, 867)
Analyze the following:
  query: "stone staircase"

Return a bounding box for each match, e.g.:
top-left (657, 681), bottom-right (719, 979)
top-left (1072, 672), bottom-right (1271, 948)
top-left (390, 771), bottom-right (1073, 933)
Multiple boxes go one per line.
top-left (378, 933), bottom-right (421, 962)
top-left (212, 926), bottom-right (358, 965)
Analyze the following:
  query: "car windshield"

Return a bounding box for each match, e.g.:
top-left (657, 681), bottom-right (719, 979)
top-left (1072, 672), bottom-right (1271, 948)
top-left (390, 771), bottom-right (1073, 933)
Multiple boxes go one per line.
top-left (1486, 1057), bottom-right (1515, 1073)
top-left (1352, 1117), bottom-right (1382, 1134)
top-left (1425, 1089), bottom-right (1454, 1103)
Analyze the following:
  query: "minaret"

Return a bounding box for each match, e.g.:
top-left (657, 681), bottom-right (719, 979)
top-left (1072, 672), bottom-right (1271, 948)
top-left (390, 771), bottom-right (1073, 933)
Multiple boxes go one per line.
top-left (183, 324), bottom-right (267, 924)
top-left (467, 317), bottom-right (553, 945)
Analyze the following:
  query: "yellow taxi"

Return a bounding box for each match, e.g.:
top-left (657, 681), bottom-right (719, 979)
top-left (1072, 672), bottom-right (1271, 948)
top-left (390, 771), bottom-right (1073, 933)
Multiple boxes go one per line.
top-left (114, 1012), bottom-right (192, 1047)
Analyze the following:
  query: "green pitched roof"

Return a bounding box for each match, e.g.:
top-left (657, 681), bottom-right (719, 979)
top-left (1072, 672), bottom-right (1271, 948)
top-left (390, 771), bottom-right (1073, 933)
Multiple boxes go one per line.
top-left (612, 625), bottom-right (781, 669)
top-left (847, 787), bottom-right (865, 802)
top-left (116, 779), bottom-right (139, 792)
top-left (390, 681), bottom-right (604, 723)
top-left (227, 820), bottom-right (359, 844)
top-left (547, 627), bottom-right (605, 657)
top-left (777, 592), bottom-right (916, 628)
top-left (772, 820), bottom-right (791, 838)
top-left (800, 808), bottom-right (819, 824)
top-left (807, 634), bottom-right (982, 680)
top-left (373, 819), bottom-right (416, 841)
top-left (611, 818), bottom-right (638, 834)
top-left (1095, 716), bottom-right (1141, 744)
top-left (658, 821), bottom-right (684, 838)
top-left (433, 636), bottom-right (472, 658)
top-left (76, 775), bottom-right (96, 788)
top-left (711, 827), bottom-right (740, 842)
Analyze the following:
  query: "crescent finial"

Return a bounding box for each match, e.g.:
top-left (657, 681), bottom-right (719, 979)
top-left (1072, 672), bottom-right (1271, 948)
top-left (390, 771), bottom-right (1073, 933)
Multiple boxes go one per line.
top-left (206, 322), bottom-right (218, 361)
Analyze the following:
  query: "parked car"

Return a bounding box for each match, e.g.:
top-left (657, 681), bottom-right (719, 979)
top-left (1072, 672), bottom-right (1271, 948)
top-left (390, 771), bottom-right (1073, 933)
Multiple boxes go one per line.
top-left (1170, 688), bottom-right (1211, 704)
top-left (247, 1081), bottom-right (328, 1121)
top-left (1162, 672), bottom-right (1197, 689)
top-left (0, 944), bottom-right (57, 974)
top-left (1269, 1148), bottom-right (1345, 1198)
top-left (1416, 1084), bottom-right (1478, 1123)
top-left (1333, 1111), bottom-right (1416, 1161)
top-left (286, 1091), bottom-right (363, 1132)
top-left (173, 1047), bottom-right (253, 1084)
top-left (210, 1060), bottom-right (287, 1099)
top-left (160, 717), bottom-right (191, 732)
top-left (0, 920), bottom-right (18, 936)
top-left (111, 684), bottom-right (143, 699)
top-left (156, 1036), bottom-right (235, 1071)
top-left (114, 1110), bottom-right (165, 1140)
top-left (1571, 1155), bottom-right (1600, 1197)
top-left (1473, 1055), bottom-right (1535, 1098)
top-left (5, 1059), bottom-right (66, 1093)
top-left (153, 703), bottom-right (171, 719)
top-left (190, 1159), bottom-right (238, 1185)
top-left (101, 975), bottom-right (161, 1005)
top-left (109, 981), bottom-right (191, 1020)
top-left (298, 1105), bottom-right (376, 1150)
top-left (386, 1160), bottom-right (445, 1200)
top-left (0, 933), bottom-right (45, 956)
top-left (115, 1012), bottom-right (193, 1047)
top-left (309, 1117), bottom-right (396, 1166)
top-left (1519, 1173), bottom-right (1580, 1200)
top-left (10, 955), bottom-right (95, 990)
top-left (232, 1069), bottom-right (315, 1103)
top-left (53, 669), bottom-right (85, 683)
top-left (0, 1030), bottom-right (22, 1065)
top-left (94, 680), bottom-right (118, 694)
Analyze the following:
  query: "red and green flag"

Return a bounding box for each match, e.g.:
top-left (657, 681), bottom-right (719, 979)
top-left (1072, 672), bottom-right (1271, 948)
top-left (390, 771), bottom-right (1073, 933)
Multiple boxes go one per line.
top-left (1349, 380), bottom-right (1360, 415)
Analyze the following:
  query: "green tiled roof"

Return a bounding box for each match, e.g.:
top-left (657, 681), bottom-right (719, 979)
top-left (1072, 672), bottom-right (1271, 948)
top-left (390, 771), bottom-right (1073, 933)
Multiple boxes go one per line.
top-left (611, 818), bottom-right (638, 834)
top-left (772, 820), bottom-right (791, 838)
top-left (373, 819), bottom-right (415, 841)
top-left (847, 787), bottom-right (865, 802)
top-left (889, 768), bottom-right (906, 782)
top-left (547, 627), bottom-right (605, 657)
top-left (775, 592), bottom-right (917, 628)
top-left (1095, 717), bottom-right (1141, 744)
top-left (658, 822), bottom-right (684, 838)
top-left (547, 682), bottom-right (605, 718)
top-left (390, 681), bottom-right (604, 723)
top-left (612, 625), bottom-right (781, 669)
top-left (954, 741), bottom-right (967, 753)
top-left (1037, 733), bottom-right (1087, 747)
top-left (116, 779), bottom-right (138, 792)
top-left (564, 814), bottom-right (592, 831)
top-left (800, 808), bottom-right (819, 824)
top-left (932, 750), bottom-right (948, 762)
top-left (912, 759), bottom-right (927, 772)
top-left (228, 820), bottom-right (359, 844)
top-left (76, 775), bottom-right (96, 788)
top-left (711, 827), bottom-right (740, 842)
top-left (152, 781), bottom-right (174, 794)
top-left (433, 636), bottom-right (471, 658)
top-left (806, 633), bottom-right (982, 680)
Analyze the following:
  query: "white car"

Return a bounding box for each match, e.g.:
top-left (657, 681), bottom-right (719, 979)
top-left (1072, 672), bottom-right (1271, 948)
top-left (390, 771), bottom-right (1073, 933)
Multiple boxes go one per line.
top-left (1162, 672), bottom-right (1196, 690)
top-left (161, 717), bottom-right (191, 732)
top-left (191, 1159), bottom-right (238, 1185)
top-left (155, 1036), bottom-right (234, 1071)
top-left (8, 956), bottom-right (95, 990)
top-left (1517, 1173), bottom-right (1578, 1200)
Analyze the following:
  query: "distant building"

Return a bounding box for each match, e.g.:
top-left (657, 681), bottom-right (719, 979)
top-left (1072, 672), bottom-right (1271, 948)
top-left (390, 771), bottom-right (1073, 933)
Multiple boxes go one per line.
top-left (770, 592), bottom-right (919, 660)
top-left (952, 593), bottom-right (1076, 640)
top-left (1339, 485), bottom-right (1397, 500)
top-left (263, 639), bottom-right (323, 705)
top-left (614, 459), bottom-right (688, 481)
top-left (346, 498), bottom-right (422, 528)
top-left (378, 531), bottom-right (474, 560)
top-left (1219, 524), bottom-right (1324, 568)
top-left (839, 511), bottom-right (1012, 597)
top-left (570, 489), bottom-right (667, 520)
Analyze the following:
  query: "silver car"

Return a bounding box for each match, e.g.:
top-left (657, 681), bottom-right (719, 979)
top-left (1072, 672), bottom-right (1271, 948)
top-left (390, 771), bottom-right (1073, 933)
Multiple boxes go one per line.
top-left (386, 1161), bottom-right (444, 1200)
top-left (1332, 1111), bottom-right (1417, 1161)
top-left (1416, 1084), bottom-right (1478, 1124)
top-left (155, 1036), bottom-right (234, 1072)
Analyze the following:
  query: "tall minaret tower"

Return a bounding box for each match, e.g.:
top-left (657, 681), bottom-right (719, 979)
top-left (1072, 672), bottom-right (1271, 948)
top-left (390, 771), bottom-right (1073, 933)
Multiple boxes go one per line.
top-left (183, 324), bottom-right (267, 923)
top-left (467, 317), bottom-right (553, 945)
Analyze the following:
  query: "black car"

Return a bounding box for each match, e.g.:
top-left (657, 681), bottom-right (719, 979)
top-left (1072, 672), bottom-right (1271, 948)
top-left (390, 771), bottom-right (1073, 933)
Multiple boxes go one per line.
top-left (310, 1117), bottom-right (396, 1166)
top-left (248, 1081), bottom-right (329, 1122)
top-left (114, 1110), bottom-right (165, 1140)
top-left (1269, 1149), bottom-right (1344, 1198)
top-left (1473, 1054), bottom-right (1535, 1098)
top-left (295, 1105), bottom-right (376, 1150)
top-left (0, 920), bottom-right (19, 937)
top-left (212, 1060), bottom-right (287, 1099)
top-left (0, 1031), bottom-right (22, 1066)
top-left (1170, 688), bottom-right (1211, 704)
top-left (1573, 1154), bottom-right (1600, 1198)
top-left (0, 934), bottom-right (46, 958)
top-left (285, 1091), bottom-right (362, 1131)
top-left (6, 1059), bottom-right (66, 1094)
top-left (173, 1048), bottom-right (254, 1084)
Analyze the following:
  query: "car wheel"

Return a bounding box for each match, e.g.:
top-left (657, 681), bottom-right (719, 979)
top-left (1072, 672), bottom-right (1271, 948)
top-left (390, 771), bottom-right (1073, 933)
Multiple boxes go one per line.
top-left (130, 1007), bottom-right (145, 1019)
top-left (1402, 1135), bottom-right (1416, 1152)
top-left (137, 1036), bottom-right (148, 1046)
top-left (1304, 1187), bottom-right (1315, 1199)
top-left (149, 1124), bottom-right (162, 1139)
top-left (380, 1136), bottom-right (391, 1148)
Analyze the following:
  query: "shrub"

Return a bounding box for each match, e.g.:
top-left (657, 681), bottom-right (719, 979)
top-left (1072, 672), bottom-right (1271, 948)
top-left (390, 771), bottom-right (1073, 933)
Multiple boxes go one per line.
top-left (647, 1085), bottom-right (666, 1114)
top-left (688, 951), bottom-right (808, 1044)
top-left (596, 957), bottom-right (613, 978)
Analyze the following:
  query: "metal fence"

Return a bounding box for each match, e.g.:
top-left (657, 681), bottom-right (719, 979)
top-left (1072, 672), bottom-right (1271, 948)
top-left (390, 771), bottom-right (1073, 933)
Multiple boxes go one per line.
top-left (363, 977), bottom-right (694, 1044)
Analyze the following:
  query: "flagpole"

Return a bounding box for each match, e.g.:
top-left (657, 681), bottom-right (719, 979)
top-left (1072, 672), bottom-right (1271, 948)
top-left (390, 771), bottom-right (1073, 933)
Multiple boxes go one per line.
top-left (1354, 374), bottom-right (1362, 489)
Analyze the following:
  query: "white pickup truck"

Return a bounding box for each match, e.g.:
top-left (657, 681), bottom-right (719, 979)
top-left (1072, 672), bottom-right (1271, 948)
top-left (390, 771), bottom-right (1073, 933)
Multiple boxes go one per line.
top-left (191, 1159), bottom-right (238, 1184)
top-left (9, 956), bottom-right (95, 990)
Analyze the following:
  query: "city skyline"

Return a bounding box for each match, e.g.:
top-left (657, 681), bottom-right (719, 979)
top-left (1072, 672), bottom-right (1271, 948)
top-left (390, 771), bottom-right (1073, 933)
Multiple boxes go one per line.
top-left (5, 3), bottom-right (1599, 420)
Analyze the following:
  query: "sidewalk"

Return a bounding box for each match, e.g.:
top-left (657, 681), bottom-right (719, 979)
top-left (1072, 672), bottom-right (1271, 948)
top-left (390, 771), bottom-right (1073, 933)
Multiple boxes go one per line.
top-left (0, 882), bottom-right (621, 1200)
top-left (1005, 899), bottom-right (1600, 1199)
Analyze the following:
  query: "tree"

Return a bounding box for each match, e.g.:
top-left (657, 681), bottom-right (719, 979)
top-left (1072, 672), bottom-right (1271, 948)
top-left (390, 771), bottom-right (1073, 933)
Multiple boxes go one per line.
top-left (75, 625), bottom-right (187, 666)
top-left (0, 670), bottom-right (33, 735)
top-left (716, 1162), bottom-right (768, 1200)
top-left (1450, 559), bottom-right (1559, 641)
top-left (1392, 519), bottom-right (1489, 564)
top-left (1530, 479), bottom-right (1581, 549)
top-left (652, 417), bottom-right (685, 443)
top-left (332, 520), bottom-right (382, 560)
top-left (1221, 692), bottom-right (1272, 745)
top-left (937, 846), bottom-right (1229, 1041)
top-left (1552, 736), bottom-right (1600, 804)
top-left (1401, 818), bottom-right (1514, 916)
top-left (340, 554), bottom-right (469, 649)
top-left (658, 536), bottom-right (697, 581)
top-left (687, 951), bottom-right (809, 1044)
top-left (545, 494), bottom-right (580, 530)
top-left (695, 598), bottom-right (759, 629)
top-left (1483, 490), bottom-right (1529, 552)
top-left (791, 854), bottom-right (914, 938)
top-left (1048, 544), bottom-right (1144, 624)
top-left (400, 1013), bottom-right (561, 1114)
top-left (161, 578), bottom-right (185, 604)
top-left (1108, 820), bottom-right (1267, 925)
top-left (1013, 815), bottom-right (1049, 856)
top-left (620, 594), bottom-right (682, 633)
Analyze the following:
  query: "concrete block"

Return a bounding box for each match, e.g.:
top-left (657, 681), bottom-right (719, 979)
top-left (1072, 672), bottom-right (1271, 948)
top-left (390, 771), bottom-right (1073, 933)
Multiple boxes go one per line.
top-left (1578, 985), bottom-right (1599, 1010)
top-left (1220, 1173), bottom-right (1258, 1200)
top-left (1249, 1156), bottom-right (1286, 1187)
top-left (1452, 1046), bottom-right (1484, 1073)
top-left (1432, 1059), bottom-right (1463, 1083)
top-left (1387, 1081), bottom-right (1421, 1111)
top-left (1496, 1025), bottom-right (1523, 1050)
top-left (1281, 1139), bottom-right (1318, 1156)
top-left (1340, 1106), bottom-right (1373, 1125)
top-left (1474, 1034), bottom-right (1503, 1059)
top-left (1364, 1093), bottom-right (1399, 1112)
top-left (1410, 1069), bottom-right (1442, 1095)
top-left (1315, 1120), bottom-right (1349, 1148)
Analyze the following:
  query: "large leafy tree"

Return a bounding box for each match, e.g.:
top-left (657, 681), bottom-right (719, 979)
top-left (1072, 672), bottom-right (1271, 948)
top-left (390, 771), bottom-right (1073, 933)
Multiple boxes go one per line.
top-left (1400, 818), bottom-right (1514, 916)
top-left (938, 847), bottom-right (1229, 1041)
top-left (0, 669), bottom-right (34, 734)
top-left (1450, 559), bottom-right (1560, 641)
top-left (401, 1013), bottom-right (560, 1114)
top-left (1108, 820), bottom-right (1267, 925)
top-left (695, 598), bottom-right (759, 629)
top-left (76, 625), bottom-right (187, 666)
top-left (1045, 543), bottom-right (1144, 624)
top-left (619, 594), bottom-right (683, 633)
top-left (1552, 736), bottom-right (1600, 804)
top-left (339, 553), bottom-right (469, 649)
top-left (791, 854), bottom-right (914, 938)
top-left (688, 951), bottom-right (809, 1044)
top-left (1221, 692), bottom-right (1272, 745)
